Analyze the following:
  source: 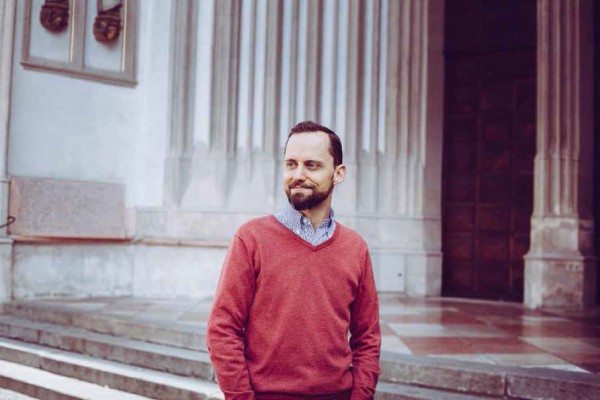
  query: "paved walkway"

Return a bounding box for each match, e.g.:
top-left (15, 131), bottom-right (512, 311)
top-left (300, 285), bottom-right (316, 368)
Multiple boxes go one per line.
top-left (31, 294), bottom-right (600, 375)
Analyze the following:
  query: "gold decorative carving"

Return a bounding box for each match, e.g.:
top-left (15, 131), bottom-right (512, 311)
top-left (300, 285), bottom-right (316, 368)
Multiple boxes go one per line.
top-left (39, 0), bottom-right (69, 33)
top-left (93, 0), bottom-right (123, 43)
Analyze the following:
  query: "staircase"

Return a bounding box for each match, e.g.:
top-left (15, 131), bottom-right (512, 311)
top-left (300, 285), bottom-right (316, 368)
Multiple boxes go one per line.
top-left (0, 300), bottom-right (598, 400)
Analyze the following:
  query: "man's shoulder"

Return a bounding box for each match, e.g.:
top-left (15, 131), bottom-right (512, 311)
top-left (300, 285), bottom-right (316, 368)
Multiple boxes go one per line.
top-left (335, 221), bottom-right (368, 248)
top-left (235, 215), bottom-right (279, 238)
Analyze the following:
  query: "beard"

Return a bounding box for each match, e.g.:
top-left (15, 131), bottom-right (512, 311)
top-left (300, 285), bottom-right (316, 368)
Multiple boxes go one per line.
top-left (285, 180), bottom-right (334, 211)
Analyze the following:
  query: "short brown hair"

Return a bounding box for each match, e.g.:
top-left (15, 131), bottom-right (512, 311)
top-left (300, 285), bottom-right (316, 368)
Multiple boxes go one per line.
top-left (285, 121), bottom-right (343, 167)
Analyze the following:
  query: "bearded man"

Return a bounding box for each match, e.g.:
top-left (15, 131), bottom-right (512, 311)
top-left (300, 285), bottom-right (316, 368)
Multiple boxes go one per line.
top-left (207, 121), bottom-right (381, 399)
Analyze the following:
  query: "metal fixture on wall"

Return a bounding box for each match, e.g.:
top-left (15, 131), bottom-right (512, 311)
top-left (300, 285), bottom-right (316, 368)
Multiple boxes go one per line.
top-left (39, 0), bottom-right (69, 33)
top-left (94, 0), bottom-right (122, 42)
top-left (23, 0), bottom-right (137, 86)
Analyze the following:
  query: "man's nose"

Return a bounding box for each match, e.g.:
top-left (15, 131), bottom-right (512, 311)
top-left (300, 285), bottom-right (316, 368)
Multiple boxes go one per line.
top-left (292, 166), bottom-right (306, 180)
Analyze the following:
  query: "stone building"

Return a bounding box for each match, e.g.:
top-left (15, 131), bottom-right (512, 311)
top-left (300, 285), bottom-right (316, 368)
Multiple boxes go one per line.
top-left (0, 0), bottom-right (597, 308)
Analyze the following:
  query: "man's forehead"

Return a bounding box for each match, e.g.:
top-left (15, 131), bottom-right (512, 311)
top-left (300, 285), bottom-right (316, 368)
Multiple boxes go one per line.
top-left (286, 131), bottom-right (329, 151)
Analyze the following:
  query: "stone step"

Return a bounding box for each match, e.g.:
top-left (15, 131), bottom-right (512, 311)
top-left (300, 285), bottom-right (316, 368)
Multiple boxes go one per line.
top-left (1, 301), bottom-right (205, 351)
top-left (0, 358), bottom-right (157, 400)
top-left (4, 301), bottom-right (600, 399)
top-left (0, 388), bottom-right (39, 400)
top-left (375, 382), bottom-right (496, 400)
top-left (0, 338), bottom-right (223, 400)
top-left (0, 315), bottom-right (214, 380)
top-left (381, 352), bottom-right (600, 400)
top-left (0, 337), bottom-right (436, 400)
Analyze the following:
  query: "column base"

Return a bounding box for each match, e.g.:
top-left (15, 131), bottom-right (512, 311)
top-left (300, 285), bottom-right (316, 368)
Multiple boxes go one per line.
top-left (524, 254), bottom-right (597, 308)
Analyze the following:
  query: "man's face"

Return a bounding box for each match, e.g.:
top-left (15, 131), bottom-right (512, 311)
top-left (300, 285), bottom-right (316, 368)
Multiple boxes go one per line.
top-left (283, 131), bottom-right (342, 211)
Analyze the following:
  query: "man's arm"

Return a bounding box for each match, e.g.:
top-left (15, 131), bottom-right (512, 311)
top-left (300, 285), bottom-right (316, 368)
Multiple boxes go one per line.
top-left (207, 234), bottom-right (256, 399)
top-left (349, 251), bottom-right (381, 399)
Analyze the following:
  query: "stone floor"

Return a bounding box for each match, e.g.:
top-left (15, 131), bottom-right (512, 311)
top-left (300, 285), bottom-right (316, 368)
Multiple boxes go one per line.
top-left (32, 294), bottom-right (600, 375)
top-left (0, 389), bottom-right (37, 400)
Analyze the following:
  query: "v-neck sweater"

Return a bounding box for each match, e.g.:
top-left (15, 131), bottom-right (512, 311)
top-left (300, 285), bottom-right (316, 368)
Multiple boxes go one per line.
top-left (207, 216), bottom-right (381, 399)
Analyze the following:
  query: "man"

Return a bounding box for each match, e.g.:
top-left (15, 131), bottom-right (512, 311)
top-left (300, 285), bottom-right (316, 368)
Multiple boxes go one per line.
top-left (207, 121), bottom-right (381, 399)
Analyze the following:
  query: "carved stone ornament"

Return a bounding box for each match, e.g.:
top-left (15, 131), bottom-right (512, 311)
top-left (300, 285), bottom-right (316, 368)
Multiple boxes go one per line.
top-left (93, 0), bottom-right (123, 43)
top-left (39, 0), bottom-right (69, 33)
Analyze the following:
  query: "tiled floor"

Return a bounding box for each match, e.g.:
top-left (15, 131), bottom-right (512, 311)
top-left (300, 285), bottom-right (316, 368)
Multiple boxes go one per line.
top-left (378, 296), bottom-right (600, 374)
top-left (34, 295), bottom-right (600, 375)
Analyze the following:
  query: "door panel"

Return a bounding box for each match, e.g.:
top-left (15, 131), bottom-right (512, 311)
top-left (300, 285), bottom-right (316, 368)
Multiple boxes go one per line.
top-left (442, 0), bottom-right (536, 301)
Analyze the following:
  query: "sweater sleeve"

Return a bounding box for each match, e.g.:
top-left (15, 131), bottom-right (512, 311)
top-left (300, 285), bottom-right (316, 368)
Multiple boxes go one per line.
top-left (349, 250), bottom-right (381, 399)
top-left (206, 234), bottom-right (256, 399)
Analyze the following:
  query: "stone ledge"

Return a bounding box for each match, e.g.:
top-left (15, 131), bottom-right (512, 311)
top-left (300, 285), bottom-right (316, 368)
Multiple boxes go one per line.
top-left (507, 367), bottom-right (600, 400)
top-left (380, 352), bottom-right (505, 396)
top-left (375, 381), bottom-right (492, 399)
top-left (381, 351), bottom-right (600, 400)
top-left (4, 300), bottom-right (600, 400)
top-left (9, 176), bottom-right (127, 239)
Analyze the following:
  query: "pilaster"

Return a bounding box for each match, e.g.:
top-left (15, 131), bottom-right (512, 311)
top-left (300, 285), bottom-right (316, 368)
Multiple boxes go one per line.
top-left (164, 0), bottom-right (197, 207)
top-left (0, 0), bottom-right (15, 299)
top-left (150, 0), bottom-right (446, 297)
top-left (524, 0), bottom-right (596, 308)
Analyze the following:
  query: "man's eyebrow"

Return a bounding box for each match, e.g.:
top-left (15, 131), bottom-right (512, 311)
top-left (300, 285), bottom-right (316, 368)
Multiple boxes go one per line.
top-left (283, 158), bottom-right (324, 165)
top-left (304, 160), bottom-right (324, 165)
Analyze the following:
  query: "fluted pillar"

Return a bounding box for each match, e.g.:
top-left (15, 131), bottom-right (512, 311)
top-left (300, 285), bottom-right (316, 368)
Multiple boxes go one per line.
top-left (148, 0), bottom-right (445, 296)
top-left (0, 0), bottom-right (15, 299)
top-left (164, 0), bottom-right (197, 207)
top-left (524, 0), bottom-right (596, 308)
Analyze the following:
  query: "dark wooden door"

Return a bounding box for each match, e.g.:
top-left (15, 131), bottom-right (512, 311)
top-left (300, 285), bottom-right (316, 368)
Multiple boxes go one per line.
top-left (442, 0), bottom-right (536, 301)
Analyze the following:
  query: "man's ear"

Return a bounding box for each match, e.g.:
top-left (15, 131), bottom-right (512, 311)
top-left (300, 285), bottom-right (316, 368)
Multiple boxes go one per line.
top-left (333, 164), bottom-right (346, 185)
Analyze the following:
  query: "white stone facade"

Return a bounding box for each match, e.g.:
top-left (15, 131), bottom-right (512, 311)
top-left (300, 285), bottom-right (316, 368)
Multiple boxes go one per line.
top-left (0, 0), bottom-right (596, 308)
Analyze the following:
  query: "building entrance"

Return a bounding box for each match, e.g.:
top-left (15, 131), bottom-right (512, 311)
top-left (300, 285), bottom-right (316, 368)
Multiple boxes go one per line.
top-left (442, 0), bottom-right (536, 301)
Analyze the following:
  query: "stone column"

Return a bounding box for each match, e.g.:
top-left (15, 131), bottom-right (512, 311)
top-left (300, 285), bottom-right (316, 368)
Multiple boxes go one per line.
top-left (349, 0), bottom-right (443, 295)
top-left (143, 0), bottom-right (445, 297)
top-left (0, 0), bottom-right (15, 299)
top-left (524, 0), bottom-right (596, 308)
top-left (164, 0), bottom-right (197, 207)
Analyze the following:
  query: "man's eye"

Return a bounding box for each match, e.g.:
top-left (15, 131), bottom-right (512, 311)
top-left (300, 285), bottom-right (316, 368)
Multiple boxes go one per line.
top-left (306, 163), bottom-right (318, 170)
top-left (285, 162), bottom-right (296, 168)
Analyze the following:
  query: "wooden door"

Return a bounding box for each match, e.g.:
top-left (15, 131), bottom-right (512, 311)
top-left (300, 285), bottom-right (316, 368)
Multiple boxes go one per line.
top-left (442, 0), bottom-right (536, 301)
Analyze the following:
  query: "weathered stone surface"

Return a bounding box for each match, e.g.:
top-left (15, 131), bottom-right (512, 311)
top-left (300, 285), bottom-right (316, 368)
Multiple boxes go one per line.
top-left (0, 388), bottom-right (38, 400)
top-left (132, 244), bottom-right (225, 299)
top-left (380, 352), bottom-right (506, 396)
top-left (507, 368), bottom-right (600, 400)
top-left (5, 302), bottom-right (207, 351)
top-left (0, 342), bottom-right (40, 369)
top-left (0, 315), bottom-right (213, 380)
top-left (525, 254), bottom-right (596, 308)
top-left (380, 351), bottom-right (600, 400)
top-left (9, 176), bottom-right (127, 239)
top-left (13, 243), bottom-right (134, 299)
top-left (0, 358), bottom-right (156, 400)
top-left (11, 241), bottom-right (226, 299)
top-left (0, 241), bottom-right (12, 301)
top-left (7, 325), bottom-right (38, 344)
top-left (524, 0), bottom-right (597, 308)
top-left (0, 343), bottom-right (220, 399)
top-left (375, 381), bottom-right (496, 399)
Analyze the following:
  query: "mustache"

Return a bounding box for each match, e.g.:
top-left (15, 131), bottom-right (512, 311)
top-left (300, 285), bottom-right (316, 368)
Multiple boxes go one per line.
top-left (289, 181), bottom-right (314, 189)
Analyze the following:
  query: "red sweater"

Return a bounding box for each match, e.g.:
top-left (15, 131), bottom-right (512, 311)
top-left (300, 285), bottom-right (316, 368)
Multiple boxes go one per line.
top-left (207, 216), bottom-right (381, 399)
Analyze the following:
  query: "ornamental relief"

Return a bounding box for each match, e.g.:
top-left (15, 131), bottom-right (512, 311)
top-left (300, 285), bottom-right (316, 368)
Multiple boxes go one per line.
top-left (23, 0), bottom-right (136, 86)
top-left (39, 0), bottom-right (69, 33)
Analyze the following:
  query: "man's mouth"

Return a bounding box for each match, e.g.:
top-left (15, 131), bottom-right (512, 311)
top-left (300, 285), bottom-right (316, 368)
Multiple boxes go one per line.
top-left (291, 184), bottom-right (313, 189)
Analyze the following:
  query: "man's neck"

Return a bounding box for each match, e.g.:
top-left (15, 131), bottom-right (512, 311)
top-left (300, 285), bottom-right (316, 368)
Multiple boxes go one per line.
top-left (301, 201), bottom-right (332, 230)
